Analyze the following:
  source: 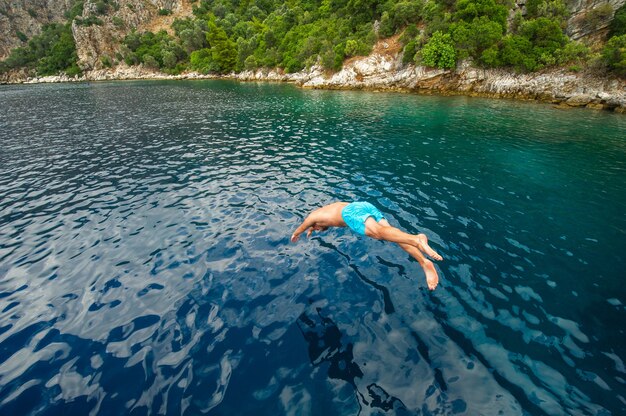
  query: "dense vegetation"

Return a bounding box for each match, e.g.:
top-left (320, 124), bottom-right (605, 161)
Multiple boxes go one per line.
top-left (1, 0), bottom-right (625, 78)
top-left (115, 0), bottom-right (598, 75)
top-left (0, 23), bottom-right (81, 76)
top-left (603, 4), bottom-right (626, 76)
top-left (0, 1), bottom-right (84, 76)
top-left (119, 0), bottom-right (382, 74)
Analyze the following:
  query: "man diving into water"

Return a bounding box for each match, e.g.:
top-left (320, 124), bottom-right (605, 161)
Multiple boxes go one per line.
top-left (291, 202), bottom-right (443, 290)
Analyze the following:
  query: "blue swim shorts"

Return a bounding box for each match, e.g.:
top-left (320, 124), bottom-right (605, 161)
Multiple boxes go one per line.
top-left (341, 202), bottom-right (385, 235)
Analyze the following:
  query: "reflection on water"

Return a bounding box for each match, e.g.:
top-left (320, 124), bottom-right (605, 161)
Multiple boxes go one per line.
top-left (0, 80), bottom-right (625, 415)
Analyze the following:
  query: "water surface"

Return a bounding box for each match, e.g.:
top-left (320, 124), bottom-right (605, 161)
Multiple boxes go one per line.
top-left (1, 80), bottom-right (625, 415)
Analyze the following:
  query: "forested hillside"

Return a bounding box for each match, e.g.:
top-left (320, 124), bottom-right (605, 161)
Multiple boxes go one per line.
top-left (1, 0), bottom-right (625, 77)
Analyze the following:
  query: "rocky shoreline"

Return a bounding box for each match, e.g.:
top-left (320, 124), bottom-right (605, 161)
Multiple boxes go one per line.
top-left (2, 51), bottom-right (625, 113)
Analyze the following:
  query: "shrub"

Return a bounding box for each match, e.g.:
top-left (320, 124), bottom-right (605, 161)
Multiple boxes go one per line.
top-left (333, 43), bottom-right (346, 70)
top-left (112, 16), bottom-right (124, 28)
top-left (399, 25), bottom-right (420, 45)
top-left (121, 29), bottom-right (188, 71)
top-left (159, 9), bottom-right (173, 16)
top-left (480, 45), bottom-right (500, 66)
top-left (498, 34), bottom-right (538, 71)
top-left (16, 31), bottom-right (28, 42)
top-left (555, 41), bottom-right (590, 65)
top-left (65, 1), bottom-right (84, 20)
top-left (101, 55), bottom-right (112, 67)
top-left (344, 39), bottom-right (358, 56)
top-left (379, 12), bottom-right (394, 38)
top-left (379, 1), bottom-right (423, 37)
top-left (610, 4), bottom-right (626, 37)
top-left (525, 0), bottom-right (567, 21)
top-left (581, 4), bottom-right (613, 28)
top-left (142, 54), bottom-right (159, 68)
top-left (454, 0), bottom-right (508, 29)
top-left (75, 16), bottom-right (104, 26)
top-left (450, 16), bottom-right (503, 62)
top-left (568, 64), bottom-right (582, 72)
top-left (206, 22), bottom-right (237, 72)
top-left (94, 1), bottom-right (108, 15)
top-left (403, 39), bottom-right (418, 64)
top-left (420, 31), bottom-right (457, 69)
top-left (284, 55), bottom-right (304, 72)
top-left (162, 50), bottom-right (178, 68)
top-left (124, 52), bottom-right (139, 65)
top-left (190, 48), bottom-right (214, 73)
top-left (603, 34), bottom-right (626, 76)
top-left (519, 17), bottom-right (567, 52)
top-left (244, 54), bottom-right (257, 69)
top-left (390, 1), bottom-right (423, 27)
top-left (0, 23), bottom-right (81, 76)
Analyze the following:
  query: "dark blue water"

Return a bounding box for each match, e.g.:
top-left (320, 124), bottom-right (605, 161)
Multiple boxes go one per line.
top-left (0, 80), bottom-right (625, 415)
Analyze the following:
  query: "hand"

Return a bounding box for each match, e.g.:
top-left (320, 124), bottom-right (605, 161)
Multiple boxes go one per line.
top-left (290, 233), bottom-right (299, 243)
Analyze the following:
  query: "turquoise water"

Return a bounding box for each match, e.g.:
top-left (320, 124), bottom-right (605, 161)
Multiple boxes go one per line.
top-left (0, 80), bottom-right (625, 415)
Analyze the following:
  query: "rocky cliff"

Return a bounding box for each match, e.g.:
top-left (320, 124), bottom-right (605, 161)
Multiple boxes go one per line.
top-left (567, 0), bottom-right (626, 42)
top-left (72, 0), bottom-right (192, 70)
top-left (0, 0), bottom-right (73, 59)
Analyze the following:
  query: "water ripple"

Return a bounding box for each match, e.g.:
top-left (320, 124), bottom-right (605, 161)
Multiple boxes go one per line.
top-left (0, 80), bottom-right (625, 415)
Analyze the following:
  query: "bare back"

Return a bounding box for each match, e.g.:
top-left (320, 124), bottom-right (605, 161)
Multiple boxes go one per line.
top-left (308, 202), bottom-right (349, 227)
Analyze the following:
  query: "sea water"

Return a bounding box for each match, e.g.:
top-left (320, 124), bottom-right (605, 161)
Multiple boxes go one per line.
top-left (0, 80), bottom-right (625, 415)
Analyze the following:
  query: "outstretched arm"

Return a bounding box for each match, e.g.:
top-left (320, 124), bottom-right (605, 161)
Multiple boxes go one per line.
top-left (291, 215), bottom-right (315, 242)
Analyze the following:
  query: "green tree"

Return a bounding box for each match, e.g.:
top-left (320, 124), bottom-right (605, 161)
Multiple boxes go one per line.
top-left (379, 11), bottom-right (394, 37)
top-left (610, 4), bottom-right (626, 37)
top-left (525, 0), bottom-right (567, 20)
top-left (454, 0), bottom-right (508, 29)
top-left (162, 50), bottom-right (178, 69)
top-left (450, 16), bottom-right (503, 62)
top-left (94, 0), bottom-right (108, 15)
top-left (603, 34), bottom-right (626, 76)
top-left (345, 39), bottom-right (358, 56)
top-left (402, 39), bottom-right (418, 64)
top-left (142, 54), bottom-right (159, 68)
top-left (498, 34), bottom-right (537, 71)
top-left (420, 31), bottom-right (456, 68)
top-left (65, 0), bottom-right (85, 20)
top-left (0, 23), bottom-right (81, 76)
top-left (206, 22), bottom-right (237, 72)
top-left (519, 17), bottom-right (567, 55)
top-left (190, 48), bottom-right (214, 72)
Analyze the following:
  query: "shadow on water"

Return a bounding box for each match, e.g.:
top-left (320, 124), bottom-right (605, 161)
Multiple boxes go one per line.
top-left (318, 239), bottom-right (395, 315)
top-left (297, 305), bottom-right (408, 414)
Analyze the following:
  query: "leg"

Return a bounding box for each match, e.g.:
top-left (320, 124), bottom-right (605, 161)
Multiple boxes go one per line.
top-left (416, 234), bottom-right (443, 261)
top-left (397, 242), bottom-right (439, 291)
top-left (365, 218), bottom-right (442, 261)
top-left (376, 219), bottom-right (439, 290)
top-left (364, 217), bottom-right (421, 246)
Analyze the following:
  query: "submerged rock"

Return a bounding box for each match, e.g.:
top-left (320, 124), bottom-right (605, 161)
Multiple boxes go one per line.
top-left (566, 94), bottom-right (595, 107)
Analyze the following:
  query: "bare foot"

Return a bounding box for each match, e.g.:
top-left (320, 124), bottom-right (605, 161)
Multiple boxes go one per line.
top-left (422, 259), bottom-right (439, 290)
top-left (417, 234), bottom-right (443, 261)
